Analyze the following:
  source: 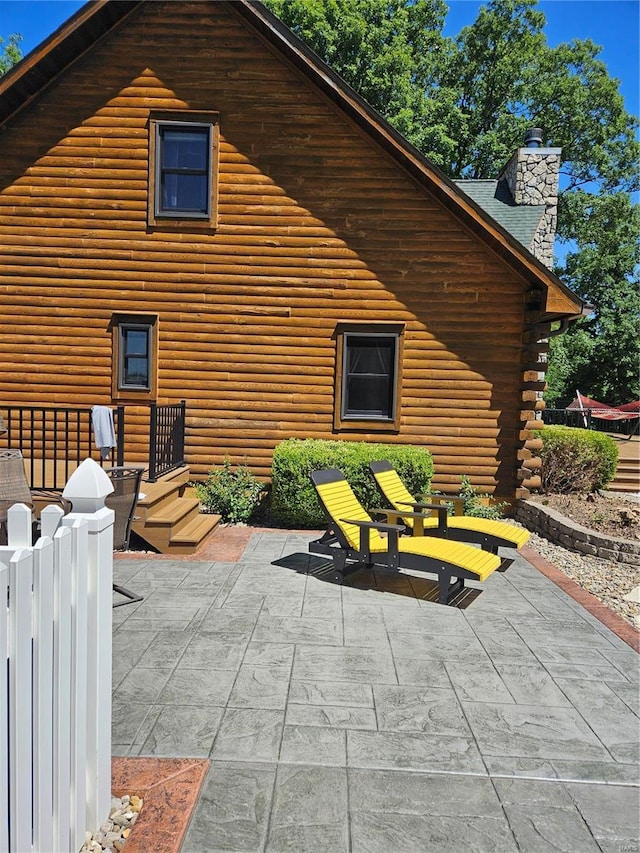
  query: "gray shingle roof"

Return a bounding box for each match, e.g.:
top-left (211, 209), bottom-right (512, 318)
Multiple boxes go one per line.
top-left (454, 178), bottom-right (544, 250)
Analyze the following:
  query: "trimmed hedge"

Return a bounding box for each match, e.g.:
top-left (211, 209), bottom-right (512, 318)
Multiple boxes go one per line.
top-left (271, 438), bottom-right (434, 528)
top-left (533, 426), bottom-right (618, 494)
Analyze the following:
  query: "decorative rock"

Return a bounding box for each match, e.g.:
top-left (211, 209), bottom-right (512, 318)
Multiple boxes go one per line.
top-left (79, 794), bottom-right (142, 853)
top-left (623, 586), bottom-right (640, 603)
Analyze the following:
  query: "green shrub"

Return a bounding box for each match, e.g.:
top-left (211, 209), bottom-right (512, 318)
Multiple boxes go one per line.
top-left (533, 426), bottom-right (618, 494)
top-left (271, 438), bottom-right (434, 528)
top-left (194, 458), bottom-right (265, 523)
top-left (456, 475), bottom-right (508, 519)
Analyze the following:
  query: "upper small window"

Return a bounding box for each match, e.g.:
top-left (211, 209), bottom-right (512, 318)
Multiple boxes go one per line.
top-left (149, 112), bottom-right (219, 227)
top-left (156, 124), bottom-right (211, 217)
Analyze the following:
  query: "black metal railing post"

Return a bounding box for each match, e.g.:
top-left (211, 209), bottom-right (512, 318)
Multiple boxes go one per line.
top-left (177, 400), bottom-right (186, 467)
top-left (148, 402), bottom-right (158, 483)
top-left (116, 406), bottom-right (125, 467)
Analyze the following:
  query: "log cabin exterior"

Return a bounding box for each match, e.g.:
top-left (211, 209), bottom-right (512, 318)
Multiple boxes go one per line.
top-left (0, 0), bottom-right (585, 504)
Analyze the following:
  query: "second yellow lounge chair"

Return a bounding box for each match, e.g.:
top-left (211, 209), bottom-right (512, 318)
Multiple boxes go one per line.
top-left (370, 460), bottom-right (530, 554)
top-left (309, 468), bottom-right (501, 605)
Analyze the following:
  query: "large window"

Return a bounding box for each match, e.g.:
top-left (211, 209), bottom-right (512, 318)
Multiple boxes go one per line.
top-left (335, 325), bottom-right (403, 430)
top-left (148, 112), bottom-right (219, 226)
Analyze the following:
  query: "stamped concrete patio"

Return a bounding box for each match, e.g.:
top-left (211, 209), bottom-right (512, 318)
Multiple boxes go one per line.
top-left (112, 530), bottom-right (639, 852)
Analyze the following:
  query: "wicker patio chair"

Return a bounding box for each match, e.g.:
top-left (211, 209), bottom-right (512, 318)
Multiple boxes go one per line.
top-left (0, 449), bottom-right (70, 545)
top-left (104, 466), bottom-right (145, 606)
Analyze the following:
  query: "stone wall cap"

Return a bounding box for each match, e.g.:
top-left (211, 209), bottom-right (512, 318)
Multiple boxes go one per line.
top-left (517, 147), bottom-right (562, 156)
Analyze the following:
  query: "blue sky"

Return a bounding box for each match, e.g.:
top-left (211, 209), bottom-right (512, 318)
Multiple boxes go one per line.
top-left (1, 0), bottom-right (639, 115)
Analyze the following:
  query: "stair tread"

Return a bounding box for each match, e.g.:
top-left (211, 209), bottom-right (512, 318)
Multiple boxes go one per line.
top-left (143, 497), bottom-right (200, 525)
top-left (142, 464), bottom-right (190, 485)
top-left (137, 480), bottom-right (182, 506)
top-left (170, 513), bottom-right (220, 544)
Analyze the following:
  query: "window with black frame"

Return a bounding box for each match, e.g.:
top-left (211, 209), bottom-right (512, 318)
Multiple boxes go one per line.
top-left (342, 333), bottom-right (398, 421)
top-left (155, 123), bottom-right (211, 218)
top-left (119, 324), bottom-right (151, 390)
top-left (148, 112), bottom-right (219, 227)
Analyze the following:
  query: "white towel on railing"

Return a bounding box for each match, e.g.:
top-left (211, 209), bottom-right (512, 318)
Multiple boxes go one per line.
top-left (91, 406), bottom-right (116, 459)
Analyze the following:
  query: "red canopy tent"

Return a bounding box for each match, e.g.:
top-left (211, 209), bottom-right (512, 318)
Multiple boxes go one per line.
top-left (567, 392), bottom-right (640, 421)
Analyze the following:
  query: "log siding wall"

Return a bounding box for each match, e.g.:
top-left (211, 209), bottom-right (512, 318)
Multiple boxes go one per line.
top-left (0, 1), bottom-right (536, 496)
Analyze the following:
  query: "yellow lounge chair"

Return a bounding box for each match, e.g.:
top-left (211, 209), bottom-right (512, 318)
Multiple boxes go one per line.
top-left (309, 469), bottom-right (501, 605)
top-left (369, 460), bottom-right (530, 554)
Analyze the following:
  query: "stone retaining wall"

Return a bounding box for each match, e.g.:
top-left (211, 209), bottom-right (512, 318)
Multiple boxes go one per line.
top-left (516, 500), bottom-right (640, 565)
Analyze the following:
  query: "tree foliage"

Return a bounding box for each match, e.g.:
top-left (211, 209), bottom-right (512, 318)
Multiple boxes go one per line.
top-left (545, 192), bottom-right (640, 406)
top-left (0, 33), bottom-right (22, 76)
top-left (265, 0), bottom-right (639, 404)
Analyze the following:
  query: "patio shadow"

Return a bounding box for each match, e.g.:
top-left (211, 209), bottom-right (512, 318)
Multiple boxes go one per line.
top-left (272, 553), bottom-right (482, 608)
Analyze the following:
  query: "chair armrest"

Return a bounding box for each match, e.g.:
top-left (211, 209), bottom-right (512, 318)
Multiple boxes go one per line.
top-left (339, 517), bottom-right (404, 561)
top-left (340, 517), bottom-right (404, 533)
top-left (386, 502), bottom-right (449, 532)
top-left (426, 493), bottom-right (465, 516)
top-left (32, 490), bottom-right (72, 514)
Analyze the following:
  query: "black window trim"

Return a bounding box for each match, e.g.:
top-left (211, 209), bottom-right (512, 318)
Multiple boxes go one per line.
top-left (118, 322), bottom-right (152, 391)
top-left (340, 330), bottom-right (400, 423)
top-left (148, 110), bottom-right (220, 228)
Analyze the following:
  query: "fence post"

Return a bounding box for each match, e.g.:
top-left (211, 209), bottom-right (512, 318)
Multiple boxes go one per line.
top-left (0, 556), bottom-right (7, 853)
top-left (63, 458), bottom-right (115, 835)
top-left (8, 544), bottom-right (35, 853)
top-left (6, 501), bottom-right (32, 548)
top-left (53, 524), bottom-right (73, 853)
top-left (32, 535), bottom-right (55, 853)
top-left (68, 517), bottom-right (90, 853)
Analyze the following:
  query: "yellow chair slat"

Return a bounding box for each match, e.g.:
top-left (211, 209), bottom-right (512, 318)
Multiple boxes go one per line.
top-left (398, 537), bottom-right (500, 582)
top-left (316, 480), bottom-right (387, 551)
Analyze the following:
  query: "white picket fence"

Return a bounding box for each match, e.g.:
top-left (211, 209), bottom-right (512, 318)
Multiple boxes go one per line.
top-left (1, 459), bottom-right (115, 853)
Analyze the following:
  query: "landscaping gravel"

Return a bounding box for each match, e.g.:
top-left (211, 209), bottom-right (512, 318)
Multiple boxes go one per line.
top-left (526, 528), bottom-right (640, 629)
top-left (79, 795), bottom-right (142, 852)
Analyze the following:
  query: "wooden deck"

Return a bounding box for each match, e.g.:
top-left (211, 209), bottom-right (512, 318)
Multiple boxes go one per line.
top-left (19, 456), bottom-right (219, 554)
top-left (608, 433), bottom-right (640, 494)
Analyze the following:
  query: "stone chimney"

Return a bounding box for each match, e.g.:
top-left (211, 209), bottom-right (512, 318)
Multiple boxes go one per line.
top-left (499, 128), bottom-right (561, 268)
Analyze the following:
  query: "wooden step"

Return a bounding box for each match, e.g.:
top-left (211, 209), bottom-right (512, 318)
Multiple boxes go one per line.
top-left (143, 497), bottom-right (201, 530)
top-left (142, 465), bottom-right (190, 487)
top-left (609, 478), bottom-right (640, 493)
top-left (609, 461), bottom-right (640, 493)
top-left (135, 481), bottom-right (183, 519)
top-left (129, 465), bottom-right (218, 554)
top-left (166, 513), bottom-right (221, 554)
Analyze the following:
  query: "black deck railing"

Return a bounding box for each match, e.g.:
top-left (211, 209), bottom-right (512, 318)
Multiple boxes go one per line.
top-left (0, 401), bottom-right (187, 489)
top-left (0, 405), bottom-right (125, 490)
top-left (542, 408), bottom-right (639, 436)
top-left (148, 400), bottom-right (186, 482)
